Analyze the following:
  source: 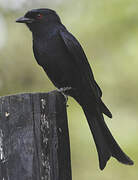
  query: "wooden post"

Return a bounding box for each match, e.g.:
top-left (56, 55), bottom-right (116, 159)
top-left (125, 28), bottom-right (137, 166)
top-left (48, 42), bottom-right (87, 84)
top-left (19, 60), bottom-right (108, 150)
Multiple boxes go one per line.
top-left (0, 91), bottom-right (72, 180)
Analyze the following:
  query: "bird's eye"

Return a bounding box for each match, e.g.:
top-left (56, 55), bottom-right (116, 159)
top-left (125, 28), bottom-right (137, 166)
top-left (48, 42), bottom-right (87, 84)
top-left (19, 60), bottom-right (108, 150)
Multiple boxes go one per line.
top-left (37, 13), bottom-right (43, 19)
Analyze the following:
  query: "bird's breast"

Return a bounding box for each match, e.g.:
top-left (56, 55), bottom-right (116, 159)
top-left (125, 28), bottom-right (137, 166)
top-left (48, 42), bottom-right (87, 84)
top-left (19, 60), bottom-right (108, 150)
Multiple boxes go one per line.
top-left (32, 33), bottom-right (81, 90)
top-left (33, 34), bottom-right (69, 65)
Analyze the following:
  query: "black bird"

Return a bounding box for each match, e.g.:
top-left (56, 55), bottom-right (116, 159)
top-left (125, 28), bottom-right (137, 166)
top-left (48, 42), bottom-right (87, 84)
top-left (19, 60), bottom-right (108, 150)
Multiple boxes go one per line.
top-left (16, 8), bottom-right (133, 170)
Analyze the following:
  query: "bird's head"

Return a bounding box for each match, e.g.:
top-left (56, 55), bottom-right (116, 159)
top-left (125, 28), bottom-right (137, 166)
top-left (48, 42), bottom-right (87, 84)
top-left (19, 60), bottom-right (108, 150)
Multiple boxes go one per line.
top-left (16, 8), bottom-right (61, 32)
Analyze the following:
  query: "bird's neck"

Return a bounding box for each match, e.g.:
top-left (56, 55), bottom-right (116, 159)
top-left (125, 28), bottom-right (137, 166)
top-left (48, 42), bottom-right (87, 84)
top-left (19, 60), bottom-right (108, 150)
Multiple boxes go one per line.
top-left (30, 22), bottom-right (60, 39)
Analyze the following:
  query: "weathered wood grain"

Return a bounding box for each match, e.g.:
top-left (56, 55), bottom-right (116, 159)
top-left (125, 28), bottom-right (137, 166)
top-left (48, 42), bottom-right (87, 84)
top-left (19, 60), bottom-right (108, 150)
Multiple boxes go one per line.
top-left (0, 91), bottom-right (72, 180)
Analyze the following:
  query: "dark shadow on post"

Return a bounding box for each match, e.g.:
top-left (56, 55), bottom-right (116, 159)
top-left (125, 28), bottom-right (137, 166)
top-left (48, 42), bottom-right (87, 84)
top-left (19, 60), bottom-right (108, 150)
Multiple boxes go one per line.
top-left (0, 91), bottom-right (72, 180)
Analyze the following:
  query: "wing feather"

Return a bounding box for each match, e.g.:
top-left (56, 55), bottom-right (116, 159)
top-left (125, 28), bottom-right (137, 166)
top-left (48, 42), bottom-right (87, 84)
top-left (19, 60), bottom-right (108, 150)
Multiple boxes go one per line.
top-left (59, 29), bottom-right (102, 99)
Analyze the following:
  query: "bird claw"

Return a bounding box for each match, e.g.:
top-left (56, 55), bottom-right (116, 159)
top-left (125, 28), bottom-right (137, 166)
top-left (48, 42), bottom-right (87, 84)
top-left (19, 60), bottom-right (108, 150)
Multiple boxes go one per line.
top-left (57, 87), bottom-right (72, 107)
top-left (63, 94), bottom-right (69, 106)
top-left (60, 93), bottom-right (69, 107)
top-left (58, 87), bottom-right (72, 93)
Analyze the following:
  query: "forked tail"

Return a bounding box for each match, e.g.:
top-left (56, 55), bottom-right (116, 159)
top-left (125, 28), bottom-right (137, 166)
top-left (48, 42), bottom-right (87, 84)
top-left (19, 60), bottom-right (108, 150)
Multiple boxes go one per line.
top-left (83, 107), bottom-right (133, 170)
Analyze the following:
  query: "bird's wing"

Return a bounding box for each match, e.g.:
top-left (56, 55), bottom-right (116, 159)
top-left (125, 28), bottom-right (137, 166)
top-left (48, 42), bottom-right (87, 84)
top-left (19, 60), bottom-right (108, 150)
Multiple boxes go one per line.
top-left (59, 29), bottom-right (102, 99)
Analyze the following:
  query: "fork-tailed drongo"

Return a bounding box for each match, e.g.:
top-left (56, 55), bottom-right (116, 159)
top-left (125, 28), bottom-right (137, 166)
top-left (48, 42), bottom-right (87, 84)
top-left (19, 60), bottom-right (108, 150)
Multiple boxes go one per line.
top-left (16, 8), bottom-right (133, 170)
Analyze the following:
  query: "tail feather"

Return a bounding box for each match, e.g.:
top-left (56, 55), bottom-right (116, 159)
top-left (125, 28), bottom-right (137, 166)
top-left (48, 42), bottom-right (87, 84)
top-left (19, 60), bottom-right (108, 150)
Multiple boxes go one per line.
top-left (100, 99), bottom-right (112, 118)
top-left (83, 108), bottom-right (133, 170)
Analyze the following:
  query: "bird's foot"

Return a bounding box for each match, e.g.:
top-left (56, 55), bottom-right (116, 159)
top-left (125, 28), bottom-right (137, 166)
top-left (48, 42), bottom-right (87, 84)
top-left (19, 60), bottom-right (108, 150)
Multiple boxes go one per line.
top-left (58, 87), bottom-right (72, 93)
top-left (57, 87), bottom-right (72, 107)
top-left (63, 93), bottom-right (69, 106)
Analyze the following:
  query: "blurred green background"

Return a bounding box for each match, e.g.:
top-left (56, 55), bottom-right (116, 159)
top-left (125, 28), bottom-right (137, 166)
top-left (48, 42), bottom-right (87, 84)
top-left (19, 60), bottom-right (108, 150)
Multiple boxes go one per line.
top-left (0, 0), bottom-right (138, 179)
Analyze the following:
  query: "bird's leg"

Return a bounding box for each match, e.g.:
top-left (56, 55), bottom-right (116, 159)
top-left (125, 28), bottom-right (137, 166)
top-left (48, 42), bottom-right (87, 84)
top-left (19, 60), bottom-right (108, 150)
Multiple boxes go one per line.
top-left (57, 87), bottom-right (72, 107)
top-left (62, 93), bottom-right (68, 106)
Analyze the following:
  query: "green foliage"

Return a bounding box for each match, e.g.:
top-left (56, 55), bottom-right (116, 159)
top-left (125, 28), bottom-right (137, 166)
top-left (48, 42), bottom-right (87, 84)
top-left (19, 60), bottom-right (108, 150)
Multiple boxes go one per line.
top-left (0, 0), bottom-right (138, 179)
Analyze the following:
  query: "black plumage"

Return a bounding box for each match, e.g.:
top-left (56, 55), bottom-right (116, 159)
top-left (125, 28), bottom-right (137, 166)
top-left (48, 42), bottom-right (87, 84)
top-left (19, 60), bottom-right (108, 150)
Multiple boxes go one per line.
top-left (16, 8), bottom-right (133, 170)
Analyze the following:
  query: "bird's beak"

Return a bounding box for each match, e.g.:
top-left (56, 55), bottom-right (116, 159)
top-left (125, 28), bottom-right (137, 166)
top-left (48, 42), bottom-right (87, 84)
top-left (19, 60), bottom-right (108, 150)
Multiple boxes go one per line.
top-left (16, 16), bottom-right (34, 23)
